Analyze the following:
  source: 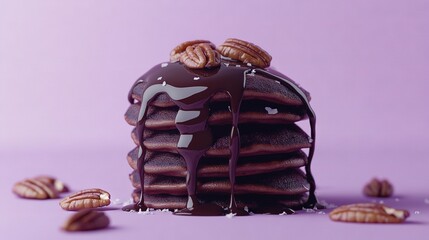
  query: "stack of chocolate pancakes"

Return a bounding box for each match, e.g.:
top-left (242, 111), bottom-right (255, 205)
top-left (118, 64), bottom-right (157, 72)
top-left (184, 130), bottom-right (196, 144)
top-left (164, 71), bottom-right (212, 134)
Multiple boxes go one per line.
top-left (124, 39), bottom-right (318, 216)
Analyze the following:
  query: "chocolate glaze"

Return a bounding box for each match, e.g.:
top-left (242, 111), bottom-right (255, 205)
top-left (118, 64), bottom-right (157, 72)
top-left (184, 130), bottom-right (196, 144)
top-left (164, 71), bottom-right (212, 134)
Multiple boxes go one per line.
top-left (123, 60), bottom-right (319, 215)
top-left (256, 69), bottom-right (319, 209)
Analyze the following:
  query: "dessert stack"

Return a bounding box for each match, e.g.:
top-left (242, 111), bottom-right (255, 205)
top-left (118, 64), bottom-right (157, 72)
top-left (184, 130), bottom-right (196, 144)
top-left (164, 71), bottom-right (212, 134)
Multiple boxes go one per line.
top-left (124, 39), bottom-right (317, 213)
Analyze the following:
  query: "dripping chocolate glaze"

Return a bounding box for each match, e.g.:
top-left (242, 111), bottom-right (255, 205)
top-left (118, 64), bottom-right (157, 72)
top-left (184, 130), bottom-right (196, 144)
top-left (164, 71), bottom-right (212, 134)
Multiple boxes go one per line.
top-left (123, 60), bottom-right (319, 215)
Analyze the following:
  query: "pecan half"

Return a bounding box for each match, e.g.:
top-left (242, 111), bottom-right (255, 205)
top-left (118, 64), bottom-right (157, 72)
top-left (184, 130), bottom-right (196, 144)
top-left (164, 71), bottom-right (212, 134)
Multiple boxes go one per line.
top-left (179, 43), bottom-right (220, 69)
top-left (60, 188), bottom-right (111, 211)
top-left (170, 40), bottom-right (212, 62)
top-left (329, 203), bottom-right (409, 223)
top-left (13, 178), bottom-right (58, 199)
top-left (34, 175), bottom-right (69, 193)
top-left (62, 209), bottom-right (110, 231)
top-left (363, 178), bottom-right (393, 198)
top-left (217, 38), bottom-right (272, 68)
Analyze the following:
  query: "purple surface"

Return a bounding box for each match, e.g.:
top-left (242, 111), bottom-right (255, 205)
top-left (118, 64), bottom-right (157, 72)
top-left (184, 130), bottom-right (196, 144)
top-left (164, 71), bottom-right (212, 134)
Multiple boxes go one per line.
top-left (1, 0), bottom-right (428, 239)
top-left (1, 148), bottom-right (428, 239)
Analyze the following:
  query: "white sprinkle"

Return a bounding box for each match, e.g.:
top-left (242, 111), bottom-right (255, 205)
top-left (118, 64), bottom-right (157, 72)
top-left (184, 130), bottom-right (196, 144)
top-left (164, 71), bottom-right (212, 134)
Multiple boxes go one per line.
top-left (228, 106), bottom-right (232, 112)
top-left (414, 210), bottom-right (420, 215)
top-left (251, 69), bottom-right (256, 74)
top-left (275, 80), bottom-right (281, 84)
top-left (193, 77), bottom-right (200, 80)
top-left (157, 76), bottom-right (163, 81)
top-left (137, 208), bottom-right (154, 215)
top-left (279, 211), bottom-right (288, 216)
top-left (224, 63), bottom-right (230, 67)
top-left (221, 56), bottom-right (232, 60)
top-left (162, 209), bottom-right (170, 212)
top-left (244, 206), bottom-right (249, 212)
top-left (161, 63), bottom-right (168, 68)
top-left (226, 213), bottom-right (236, 218)
top-left (308, 138), bottom-right (314, 143)
top-left (303, 207), bottom-right (316, 213)
top-left (247, 63), bottom-right (252, 67)
top-left (264, 107), bottom-right (278, 115)
top-left (236, 65), bottom-right (241, 67)
top-left (162, 81), bottom-right (166, 86)
top-left (424, 198), bottom-right (429, 204)
top-left (174, 209), bottom-right (179, 213)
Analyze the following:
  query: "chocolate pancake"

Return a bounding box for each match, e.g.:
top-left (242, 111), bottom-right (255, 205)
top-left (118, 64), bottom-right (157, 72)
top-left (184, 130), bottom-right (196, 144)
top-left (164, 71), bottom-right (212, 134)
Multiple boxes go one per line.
top-left (129, 71), bottom-right (311, 108)
top-left (125, 101), bottom-right (307, 130)
top-left (124, 39), bottom-right (319, 215)
top-left (133, 192), bottom-right (308, 210)
top-left (127, 149), bottom-right (307, 177)
top-left (129, 169), bottom-right (309, 196)
top-left (130, 124), bottom-right (311, 157)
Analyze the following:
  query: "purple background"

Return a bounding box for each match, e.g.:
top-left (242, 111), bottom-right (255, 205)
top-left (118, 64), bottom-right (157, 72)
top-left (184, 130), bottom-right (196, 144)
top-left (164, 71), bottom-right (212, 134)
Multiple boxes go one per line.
top-left (1, 0), bottom-right (428, 239)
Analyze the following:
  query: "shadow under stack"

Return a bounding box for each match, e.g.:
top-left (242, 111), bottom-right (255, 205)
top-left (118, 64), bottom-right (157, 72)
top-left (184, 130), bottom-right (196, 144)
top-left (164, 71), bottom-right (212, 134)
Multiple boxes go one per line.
top-left (124, 39), bottom-right (318, 215)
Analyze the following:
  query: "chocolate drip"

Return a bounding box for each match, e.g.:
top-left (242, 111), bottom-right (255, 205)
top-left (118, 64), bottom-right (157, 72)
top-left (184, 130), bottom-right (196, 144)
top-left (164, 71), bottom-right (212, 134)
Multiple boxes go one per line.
top-left (255, 69), bottom-right (319, 209)
top-left (123, 61), bottom-right (319, 215)
top-left (124, 63), bottom-right (250, 215)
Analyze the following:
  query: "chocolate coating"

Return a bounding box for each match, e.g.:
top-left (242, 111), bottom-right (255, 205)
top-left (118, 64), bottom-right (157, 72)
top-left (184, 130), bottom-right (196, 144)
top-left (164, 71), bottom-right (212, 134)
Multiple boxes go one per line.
top-left (127, 149), bottom-right (307, 178)
top-left (131, 124), bottom-right (311, 157)
top-left (123, 60), bottom-right (318, 215)
top-left (125, 101), bottom-right (307, 130)
top-left (129, 169), bottom-right (309, 195)
top-left (135, 192), bottom-right (307, 212)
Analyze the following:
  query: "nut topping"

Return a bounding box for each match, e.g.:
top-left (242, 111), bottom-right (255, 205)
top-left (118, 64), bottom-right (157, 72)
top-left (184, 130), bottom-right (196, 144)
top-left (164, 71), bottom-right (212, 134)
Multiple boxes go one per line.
top-left (60, 188), bottom-right (111, 211)
top-left (179, 43), bottom-right (220, 69)
top-left (170, 40), bottom-right (213, 62)
top-left (363, 178), bottom-right (393, 198)
top-left (217, 38), bottom-right (272, 68)
top-left (62, 209), bottom-right (110, 231)
top-left (329, 203), bottom-right (409, 223)
top-left (13, 178), bottom-right (59, 199)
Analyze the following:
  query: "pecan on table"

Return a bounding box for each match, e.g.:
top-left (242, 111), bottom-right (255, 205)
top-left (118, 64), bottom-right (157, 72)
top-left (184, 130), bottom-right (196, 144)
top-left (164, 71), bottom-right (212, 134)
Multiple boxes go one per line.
top-left (62, 209), bottom-right (110, 231)
top-left (34, 175), bottom-right (69, 193)
top-left (329, 203), bottom-right (409, 223)
top-left (363, 178), bottom-right (393, 198)
top-left (60, 188), bottom-right (111, 211)
top-left (13, 178), bottom-right (59, 199)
